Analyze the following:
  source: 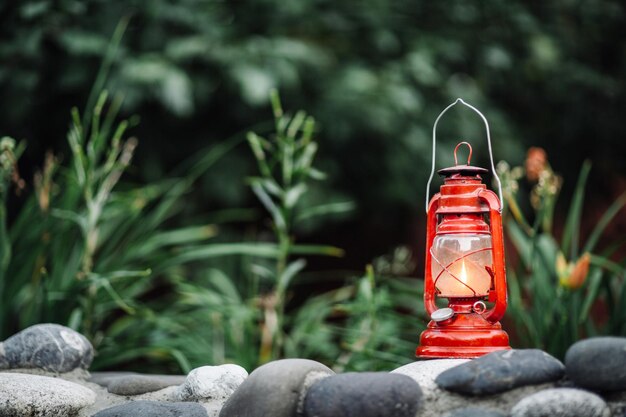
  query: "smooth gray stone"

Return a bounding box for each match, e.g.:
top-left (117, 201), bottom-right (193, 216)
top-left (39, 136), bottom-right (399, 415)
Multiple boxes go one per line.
top-left (443, 406), bottom-right (506, 417)
top-left (393, 360), bottom-right (556, 417)
top-left (565, 337), bottom-right (626, 391)
top-left (90, 372), bottom-right (187, 395)
top-left (219, 358), bottom-right (334, 417)
top-left (0, 323), bottom-right (93, 372)
top-left (303, 372), bottom-right (421, 417)
top-left (92, 400), bottom-right (208, 417)
top-left (435, 349), bottom-right (564, 395)
top-left (0, 372), bottom-right (95, 417)
top-left (510, 388), bottom-right (611, 417)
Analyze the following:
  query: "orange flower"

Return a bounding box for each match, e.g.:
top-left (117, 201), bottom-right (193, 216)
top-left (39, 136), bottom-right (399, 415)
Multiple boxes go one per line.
top-left (525, 147), bottom-right (548, 182)
top-left (557, 252), bottom-right (591, 290)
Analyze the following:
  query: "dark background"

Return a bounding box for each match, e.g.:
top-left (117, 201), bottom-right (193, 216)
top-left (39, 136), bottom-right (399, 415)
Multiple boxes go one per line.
top-left (2, 0), bottom-right (625, 274)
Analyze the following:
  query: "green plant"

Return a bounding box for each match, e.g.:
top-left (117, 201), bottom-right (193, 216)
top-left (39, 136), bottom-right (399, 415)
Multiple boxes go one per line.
top-left (328, 262), bottom-right (425, 372)
top-left (151, 91), bottom-right (352, 370)
top-left (245, 90), bottom-right (354, 363)
top-left (143, 93), bottom-right (429, 373)
top-left (0, 90), bottom-right (252, 369)
top-left (500, 155), bottom-right (626, 358)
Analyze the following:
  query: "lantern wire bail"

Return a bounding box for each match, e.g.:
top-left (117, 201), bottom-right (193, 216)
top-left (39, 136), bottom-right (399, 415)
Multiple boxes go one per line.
top-left (425, 98), bottom-right (504, 213)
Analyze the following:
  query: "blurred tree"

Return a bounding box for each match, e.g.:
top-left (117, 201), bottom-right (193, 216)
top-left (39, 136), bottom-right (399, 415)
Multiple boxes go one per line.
top-left (1, 0), bottom-right (624, 269)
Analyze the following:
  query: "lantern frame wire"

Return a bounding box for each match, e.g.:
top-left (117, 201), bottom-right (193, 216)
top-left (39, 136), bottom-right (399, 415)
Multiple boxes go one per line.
top-left (425, 98), bottom-right (503, 213)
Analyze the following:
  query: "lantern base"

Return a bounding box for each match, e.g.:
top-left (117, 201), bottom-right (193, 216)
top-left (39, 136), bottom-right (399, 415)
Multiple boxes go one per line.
top-left (416, 311), bottom-right (510, 359)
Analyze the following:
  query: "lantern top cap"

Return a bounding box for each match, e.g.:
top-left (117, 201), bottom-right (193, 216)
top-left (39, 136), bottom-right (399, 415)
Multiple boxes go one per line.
top-left (438, 141), bottom-right (489, 177)
top-left (438, 165), bottom-right (488, 177)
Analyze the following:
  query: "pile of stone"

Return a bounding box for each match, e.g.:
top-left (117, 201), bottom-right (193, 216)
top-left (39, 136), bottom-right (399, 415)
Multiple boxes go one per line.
top-left (1, 323), bottom-right (626, 416)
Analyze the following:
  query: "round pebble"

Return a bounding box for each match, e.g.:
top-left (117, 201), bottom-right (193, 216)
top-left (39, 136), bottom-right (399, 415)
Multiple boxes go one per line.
top-left (565, 337), bottom-right (626, 391)
top-left (510, 388), bottom-right (610, 417)
top-left (177, 364), bottom-right (248, 402)
top-left (435, 349), bottom-right (565, 395)
top-left (0, 372), bottom-right (96, 417)
top-left (219, 359), bottom-right (333, 417)
top-left (303, 372), bottom-right (422, 417)
top-left (0, 324), bottom-right (93, 373)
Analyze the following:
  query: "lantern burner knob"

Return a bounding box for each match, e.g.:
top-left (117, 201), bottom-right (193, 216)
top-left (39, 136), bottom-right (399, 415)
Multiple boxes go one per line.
top-left (431, 307), bottom-right (454, 322)
top-left (473, 301), bottom-right (487, 314)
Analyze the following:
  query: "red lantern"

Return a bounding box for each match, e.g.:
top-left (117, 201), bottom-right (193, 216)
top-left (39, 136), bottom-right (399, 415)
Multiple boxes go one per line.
top-left (416, 99), bottom-right (511, 359)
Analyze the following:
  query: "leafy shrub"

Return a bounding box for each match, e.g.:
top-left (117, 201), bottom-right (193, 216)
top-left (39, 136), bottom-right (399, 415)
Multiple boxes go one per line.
top-left (500, 152), bottom-right (626, 358)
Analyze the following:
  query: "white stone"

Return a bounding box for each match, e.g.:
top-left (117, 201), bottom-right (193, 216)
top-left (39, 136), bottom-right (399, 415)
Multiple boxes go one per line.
top-left (391, 360), bottom-right (555, 417)
top-left (393, 359), bottom-right (469, 403)
top-left (177, 364), bottom-right (248, 402)
top-left (0, 372), bottom-right (96, 417)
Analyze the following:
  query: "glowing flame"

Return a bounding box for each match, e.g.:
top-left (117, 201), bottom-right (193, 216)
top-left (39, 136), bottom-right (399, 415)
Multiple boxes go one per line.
top-left (460, 259), bottom-right (468, 283)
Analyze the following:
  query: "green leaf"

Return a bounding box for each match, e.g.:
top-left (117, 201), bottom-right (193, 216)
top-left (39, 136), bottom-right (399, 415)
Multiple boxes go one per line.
top-left (506, 220), bottom-right (532, 268)
top-left (247, 132), bottom-right (271, 177)
top-left (286, 110), bottom-right (306, 140)
top-left (579, 268), bottom-right (603, 324)
top-left (130, 225), bottom-right (218, 258)
top-left (562, 160), bottom-right (591, 259)
top-left (588, 255), bottom-right (625, 277)
top-left (207, 269), bottom-right (242, 303)
top-left (583, 192), bottom-right (626, 254)
top-left (277, 259), bottom-right (306, 294)
top-left (297, 201), bottom-right (355, 222)
top-left (308, 168), bottom-right (327, 180)
top-left (296, 142), bottom-right (318, 172)
top-left (51, 209), bottom-right (88, 234)
top-left (160, 243), bottom-right (284, 270)
top-left (284, 183), bottom-right (307, 209)
top-left (251, 183), bottom-right (286, 232)
top-left (290, 244), bottom-right (344, 257)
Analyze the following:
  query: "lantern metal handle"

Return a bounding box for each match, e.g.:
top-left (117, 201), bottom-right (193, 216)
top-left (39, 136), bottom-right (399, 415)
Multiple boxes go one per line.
top-left (425, 98), bottom-right (503, 213)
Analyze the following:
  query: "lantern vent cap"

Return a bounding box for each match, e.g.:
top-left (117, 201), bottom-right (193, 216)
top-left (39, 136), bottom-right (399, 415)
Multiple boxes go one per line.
top-left (438, 164), bottom-right (488, 177)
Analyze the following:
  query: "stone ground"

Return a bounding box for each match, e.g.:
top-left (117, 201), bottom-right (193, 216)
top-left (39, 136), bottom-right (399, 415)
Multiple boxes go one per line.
top-left (1, 324), bottom-right (626, 416)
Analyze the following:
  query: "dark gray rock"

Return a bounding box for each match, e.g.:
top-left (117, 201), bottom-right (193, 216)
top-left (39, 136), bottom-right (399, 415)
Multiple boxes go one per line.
top-left (435, 349), bottom-right (564, 395)
top-left (90, 372), bottom-right (187, 395)
top-left (443, 406), bottom-right (506, 417)
top-left (510, 388), bottom-right (611, 417)
top-left (0, 323), bottom-right (93, 373)
top-left (107, 375), bottom-right (185, 396)
top-left (219, 358), bottom-right (334, 417)
top-left (565, 337), bottom-right (626, 392)
top-left (602, 391), bottom-right (626, 417)
top-left (303, 372), bottom-right (421, 417)
top-left (92, 400), bottom-right (208, 417)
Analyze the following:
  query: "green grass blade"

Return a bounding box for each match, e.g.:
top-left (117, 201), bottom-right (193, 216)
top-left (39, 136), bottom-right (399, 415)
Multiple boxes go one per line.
top-left (578, 268), bottom-right (603, 324)
top-left (290, 244), bottom-right (345, 257)
top-left (561, 160), bottom-right (591, 259)
top-left (82, 17), bottom-right (129, 131)
top-left (582, 192), bottom-right (626, 254)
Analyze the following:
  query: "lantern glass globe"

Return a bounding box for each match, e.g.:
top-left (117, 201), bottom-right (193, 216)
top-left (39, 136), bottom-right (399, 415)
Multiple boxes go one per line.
top-left (431, 234), bottom-right (493, 298)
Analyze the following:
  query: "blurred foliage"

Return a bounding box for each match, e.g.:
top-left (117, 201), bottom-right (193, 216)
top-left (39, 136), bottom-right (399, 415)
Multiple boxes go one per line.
top-left (500, 154), bottom-right (626, 359)
top-left (2, 1), bottom-right (625, 266)
top-left (1, 0), bottom-right (626, 370)
top-left (0, 73), bottom-right (424, 372)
